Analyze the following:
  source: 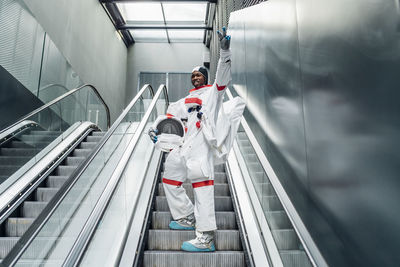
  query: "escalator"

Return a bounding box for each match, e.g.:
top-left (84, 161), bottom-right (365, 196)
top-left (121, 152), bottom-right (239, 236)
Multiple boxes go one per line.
top-left (142, 162), bottom-right (244, 267)
top-left (0, 84), bottom-right (110, 263)
top-left (0, 84), bottom-right (326, 267)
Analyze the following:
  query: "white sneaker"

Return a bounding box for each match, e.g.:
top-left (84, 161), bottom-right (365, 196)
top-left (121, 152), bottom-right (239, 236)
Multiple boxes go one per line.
top-left (181, 230), bottom-right (216, 252)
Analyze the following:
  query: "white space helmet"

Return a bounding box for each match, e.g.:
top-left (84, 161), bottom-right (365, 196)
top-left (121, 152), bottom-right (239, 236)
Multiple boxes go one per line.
top-left (152, 115), bottom-right (185, 152)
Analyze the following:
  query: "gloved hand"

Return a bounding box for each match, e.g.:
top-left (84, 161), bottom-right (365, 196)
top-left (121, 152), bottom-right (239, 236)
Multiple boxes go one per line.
top-left (148, 127), bottom-right (158, 143)
top-left (217, 26), bottom-right (231, 50)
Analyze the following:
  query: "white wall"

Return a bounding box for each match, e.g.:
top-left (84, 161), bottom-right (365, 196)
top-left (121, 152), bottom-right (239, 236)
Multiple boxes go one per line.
top-left (126, 43), bottom-right (209, 104)
top-left (23, 0), bottom-right (128, 122)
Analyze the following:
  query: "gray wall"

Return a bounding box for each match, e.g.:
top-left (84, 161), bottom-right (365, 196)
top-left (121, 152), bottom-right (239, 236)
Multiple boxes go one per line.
top-left (229, 0), bottom-right (400, 266)
top-left (23, 0), bottom-right (128, 122)
top-left (126, 43), bottom-right (208, 104)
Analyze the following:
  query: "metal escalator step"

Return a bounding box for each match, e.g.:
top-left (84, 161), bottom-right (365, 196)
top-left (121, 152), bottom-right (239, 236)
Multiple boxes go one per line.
top-left (0, 237), bottom-right (18, 258)
top-left (242, 154), bottom-right (258, 162)
top-left (22, 201), bottom-right (47, 217)
top-left (79, 142), bottom-right (97, 149)
top-left (46, 176), bottom-right (69, 188)
top-left (10, 141), bottom-right (50, 149)
top-left (152, 211), bottom-right (237, 230)
top-left (237, 139), bottom-right (251, 148)
top-left (0, 148), bottom-right (40, 156)
top-left (143, 251), bottom-right (245, 267)
top-left (158, 183), bottom-right (230, 197)
top-left (214, 164), bottom-right (225, 172)
top-left (0, 176), bottom-right (8, 183)
top-left (72, 148), bottom-right (92, 157)
top-left (148, 230), bottom-right (242, 251)
top-left (20, 135), bottom-right (56, 142)
top-left (35, 188), bottom-right (58, 202)
top-left (272, 229), bottom-right (300, 250)
top-left (64, 156), bottom-right (85, 166)
top-left (254, 182), bottom-right (275, 197)
top-left (250, 171), bottom-right (267, 184)
top-left (280, 250), bottom-right (312, 267)
top-left (0, 156), bottom-right (30, 166)
top-left (55, 165), bottom-right (76, 176)
top-left (247, 162), bottom-right (263, 173)
top-left (160, 172), bottom-right (227, 184)
top-left (0, 237), bottom-right (57, 259)
top-left (236, 132), bottom-right (247, 140)
top-left (85, 136), bottom-right (102, 142)
top-left (265, 211), bottom-right (292, 230)
top-left (0, 166), bottom-right (20, 176)
top-left (30, 131), bottom-right (60, 136)
top-left (261, 195), bottom-right (283, 211)
top-left (240, 146), bottom-right (254, 155)
top-left (91, 131), bottom-right (105, 136)
top-left (155, 196), bottom-right (233, 212)
top-left (6, 218), bottom-right (34, 237)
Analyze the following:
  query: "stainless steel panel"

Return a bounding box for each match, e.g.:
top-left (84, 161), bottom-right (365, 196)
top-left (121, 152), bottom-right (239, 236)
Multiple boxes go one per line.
top-left (229, 0), bottom-right (400, 266)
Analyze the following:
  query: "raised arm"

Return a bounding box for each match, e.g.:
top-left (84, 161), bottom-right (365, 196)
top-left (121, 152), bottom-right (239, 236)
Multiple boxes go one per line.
top-left (214, 27), bottom-right (232, 92)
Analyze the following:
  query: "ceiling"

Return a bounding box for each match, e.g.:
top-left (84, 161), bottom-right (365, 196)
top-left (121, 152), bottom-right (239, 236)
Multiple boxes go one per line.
top-left (100, 0), bottom-right (216, 46)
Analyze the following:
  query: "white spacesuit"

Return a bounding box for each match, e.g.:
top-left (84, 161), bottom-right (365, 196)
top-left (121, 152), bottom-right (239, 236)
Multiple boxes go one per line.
top-left (150, 27), bottom-right (245, 252)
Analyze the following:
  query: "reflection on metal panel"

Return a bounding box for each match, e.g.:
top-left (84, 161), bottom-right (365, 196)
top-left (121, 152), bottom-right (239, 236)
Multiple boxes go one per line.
top-left (229, 0), bottom-right (400, 266)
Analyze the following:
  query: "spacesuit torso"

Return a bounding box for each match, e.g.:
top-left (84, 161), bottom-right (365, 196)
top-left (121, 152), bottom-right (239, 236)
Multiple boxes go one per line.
top-left (165, 50), bottom-right (232, 180)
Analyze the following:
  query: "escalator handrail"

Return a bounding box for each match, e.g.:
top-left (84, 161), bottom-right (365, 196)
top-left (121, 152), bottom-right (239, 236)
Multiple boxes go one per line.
top-left (0, 83), bottom-right (112, 134)
top-left (1, 84), bottom-right (156, 267)
top-left (226, 88), bottom-right (328, 267)
top-left (62, 84), bottom-right (168, 266)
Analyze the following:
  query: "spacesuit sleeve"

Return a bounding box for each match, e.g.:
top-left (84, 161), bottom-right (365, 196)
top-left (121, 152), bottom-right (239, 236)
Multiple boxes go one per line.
top-left (166, 98), bottom-right (186, 119)
top-left (214, 49), bottom-right (232, 93)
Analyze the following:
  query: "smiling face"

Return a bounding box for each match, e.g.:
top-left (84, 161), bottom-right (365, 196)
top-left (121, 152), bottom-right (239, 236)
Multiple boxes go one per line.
top-left (191, 71), bottom-right (206, 88)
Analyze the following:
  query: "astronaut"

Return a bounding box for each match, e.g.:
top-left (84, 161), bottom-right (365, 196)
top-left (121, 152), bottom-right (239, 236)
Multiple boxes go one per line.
top-left (149, 27), bottom-right (237, 252)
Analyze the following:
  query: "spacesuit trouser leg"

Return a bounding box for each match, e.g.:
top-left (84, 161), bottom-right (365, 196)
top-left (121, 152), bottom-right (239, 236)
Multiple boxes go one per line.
top-left (163, 150), bottom-right (194, 220)
top-left (192, 179), bottom-right (217, 232)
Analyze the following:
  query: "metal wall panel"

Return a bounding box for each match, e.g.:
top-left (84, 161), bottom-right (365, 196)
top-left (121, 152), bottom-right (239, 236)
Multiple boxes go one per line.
top-left (229, 0), bottom-right (400, 266)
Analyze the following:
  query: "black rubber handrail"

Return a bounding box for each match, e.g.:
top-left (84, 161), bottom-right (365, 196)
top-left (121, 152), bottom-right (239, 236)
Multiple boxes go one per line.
top-left (0, 84), bottom-right (111, 135)
top-left (1, 84), bottom-right (156, 267)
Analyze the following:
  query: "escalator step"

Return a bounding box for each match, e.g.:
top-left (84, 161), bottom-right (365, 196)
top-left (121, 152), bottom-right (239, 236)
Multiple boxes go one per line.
top-left (0, 237), bottom-right (57, 259)
top-left (237, 139), bottom-right (251, 148)
top-left (0, 148), bottom-right (40, 157)
top-left (91, 131), bottom-right (105, 136)
top-left (46, 176), bottom-right (69, 188)
top-left (6, 218), bottom-right (34, 237)
top-left (0, 166), bottom-right (20, 176)
top-left (236, 132), bottom-right (247, 140)
top-left (160, 172), bottom-right (227, 184)
top-left (55, 165), bottom-right (76, 176)
top-left (272, 229), bottom-right (300, 250)
top-left (85, 136), bottom-right (102, 143)
top-left (280, 250), bottom-right (312, 267)
top-left (0, 237), bottom-right (18, 258)
top-left (143, 251), bottom-right (245, 267)
top-left (247, 162), bottom-right (264, 173)
top-left (261, 195), bottom-right (283, 211)
top-left (265, 210), bottom-right (292, 230)
top-left (147, 230), bottom-right (242, 251)
top-left (10, 141), bottom-right (50, 149)
top-left (35, 188), bottom-right (58, 202)
top-left (157, 183), bottom-right (230, 197)
top-left (29, 131), bottom-right (60, 136)
top-left (64, 156), bottom-right (85, 166)
top-left (155, 196), bottom-right (233, 212)
top-left (79, 142), bottom-right (97, 149)
top-left (250, 171), bottom-right (268, 184)
top-left (0, 156), bottom-right (31, 166)
top-left (20, 135), bottom-right (56, 142)
top-left (72, 149), bottom-right (92, 157)
top-left (152, 211), bottom-right (237, 230)
top-left (239, 146), bottom-right (254, 155)
top-left (22, 202), bottom-right (47, 218)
